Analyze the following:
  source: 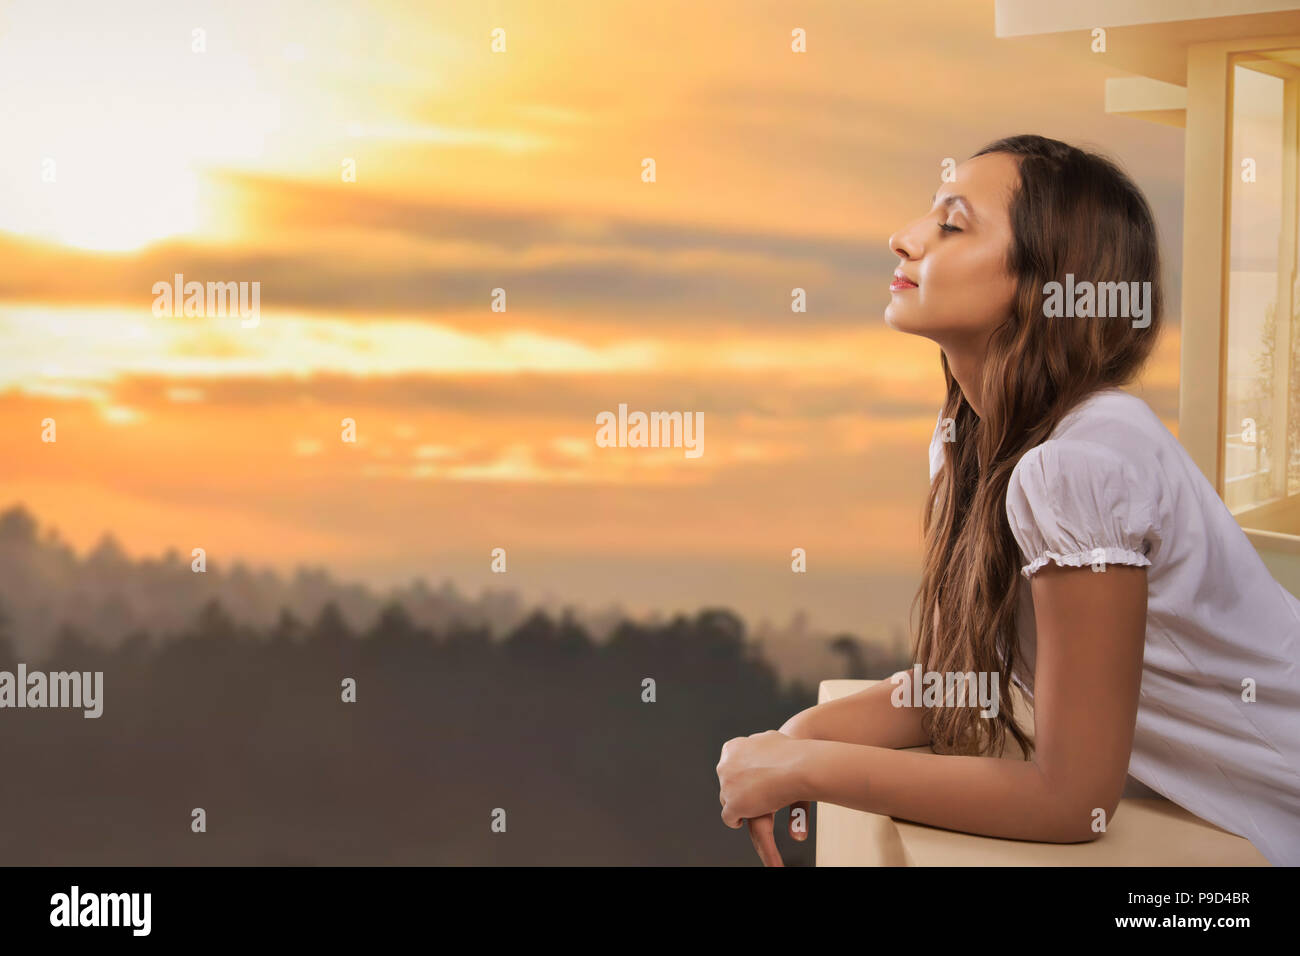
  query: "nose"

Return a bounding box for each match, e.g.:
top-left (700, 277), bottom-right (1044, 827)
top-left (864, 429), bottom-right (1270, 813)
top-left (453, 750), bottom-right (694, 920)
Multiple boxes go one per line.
top-left (887, 221), bottom-right (920, 264)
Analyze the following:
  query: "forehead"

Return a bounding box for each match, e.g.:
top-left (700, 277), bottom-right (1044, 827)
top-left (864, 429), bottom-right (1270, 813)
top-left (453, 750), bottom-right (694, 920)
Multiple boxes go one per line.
top-left (936, 152), bottom-right (1020, 220)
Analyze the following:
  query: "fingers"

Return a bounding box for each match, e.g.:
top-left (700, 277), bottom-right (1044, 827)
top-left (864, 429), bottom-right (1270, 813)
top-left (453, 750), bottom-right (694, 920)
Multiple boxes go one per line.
top-left (788, 801), bottom-right (811, 841)
top-left (746, 814), bottom-right (784, 867)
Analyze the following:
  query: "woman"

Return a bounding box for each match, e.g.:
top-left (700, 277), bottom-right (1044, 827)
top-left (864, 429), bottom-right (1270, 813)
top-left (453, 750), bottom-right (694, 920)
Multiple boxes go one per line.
top-left (716, 134), bottom-right (1300, 866)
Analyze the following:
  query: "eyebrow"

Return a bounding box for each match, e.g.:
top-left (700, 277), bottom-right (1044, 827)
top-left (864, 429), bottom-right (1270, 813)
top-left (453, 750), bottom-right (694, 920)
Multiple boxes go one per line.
top-left (930, 191), bottom-right (978, 223)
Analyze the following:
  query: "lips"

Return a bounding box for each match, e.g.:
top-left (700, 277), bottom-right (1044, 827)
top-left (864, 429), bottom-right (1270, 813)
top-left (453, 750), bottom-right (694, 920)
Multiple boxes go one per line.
top-left (891, 270), bottom-right (918, 290)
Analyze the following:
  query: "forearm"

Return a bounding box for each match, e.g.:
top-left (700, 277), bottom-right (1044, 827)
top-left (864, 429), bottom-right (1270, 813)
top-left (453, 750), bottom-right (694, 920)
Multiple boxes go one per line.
top-left (780, 676), bottom-right (929, 749)
top-left (793, 739), bottom-right (1093, 844)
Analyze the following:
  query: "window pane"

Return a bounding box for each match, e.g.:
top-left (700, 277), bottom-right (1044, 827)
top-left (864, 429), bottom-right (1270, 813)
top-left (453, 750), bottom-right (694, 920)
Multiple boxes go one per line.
top-left (1224, 54), bottom-right (1300, 535)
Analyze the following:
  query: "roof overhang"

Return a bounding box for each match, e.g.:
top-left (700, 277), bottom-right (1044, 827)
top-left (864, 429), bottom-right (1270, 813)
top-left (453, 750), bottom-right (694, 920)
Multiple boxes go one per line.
top-left (995, 0), bottom-right (1300, 85)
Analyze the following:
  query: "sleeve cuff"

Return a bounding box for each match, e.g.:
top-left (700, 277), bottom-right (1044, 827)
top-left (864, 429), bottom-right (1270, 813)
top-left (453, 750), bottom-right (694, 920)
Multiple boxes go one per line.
top-left (1020, 547), bottom-right (1152, 579)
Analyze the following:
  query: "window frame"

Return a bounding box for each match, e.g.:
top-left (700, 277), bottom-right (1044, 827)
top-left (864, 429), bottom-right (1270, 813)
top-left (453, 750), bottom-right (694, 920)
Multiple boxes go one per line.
top-left (1223, 50), bottom-right (1300, 535)
top-left (1183, 36), bottom-right (1300, 554)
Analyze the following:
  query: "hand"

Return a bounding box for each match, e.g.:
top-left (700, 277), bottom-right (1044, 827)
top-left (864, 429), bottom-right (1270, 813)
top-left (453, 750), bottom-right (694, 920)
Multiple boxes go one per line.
top-left (717, 730), bottom-right (808, 862)
top-left (742, 803), bottom-right (812, 867)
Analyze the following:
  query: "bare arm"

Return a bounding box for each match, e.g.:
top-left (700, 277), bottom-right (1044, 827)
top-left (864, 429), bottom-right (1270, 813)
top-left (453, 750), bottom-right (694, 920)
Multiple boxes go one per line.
top-left (780, 605), bottom-right (942, 748)
top-left (789, 563), bottom-right (1148, 843)
top-left (779, 672), bottom-right (930, 749)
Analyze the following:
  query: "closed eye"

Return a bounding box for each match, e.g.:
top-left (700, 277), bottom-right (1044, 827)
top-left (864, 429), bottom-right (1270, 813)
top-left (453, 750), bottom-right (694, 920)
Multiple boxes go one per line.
top-left (938, 222), bottom-right (962, 233)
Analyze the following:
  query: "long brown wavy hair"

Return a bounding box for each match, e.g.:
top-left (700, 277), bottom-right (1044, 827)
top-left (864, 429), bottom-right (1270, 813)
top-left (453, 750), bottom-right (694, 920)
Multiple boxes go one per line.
top-left (912, 134), bottom-right (1164, 758)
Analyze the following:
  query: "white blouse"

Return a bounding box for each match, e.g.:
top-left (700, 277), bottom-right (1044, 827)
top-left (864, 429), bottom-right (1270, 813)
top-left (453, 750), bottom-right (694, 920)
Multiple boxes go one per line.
top-left (927, 386), bottom-right (1300, 865)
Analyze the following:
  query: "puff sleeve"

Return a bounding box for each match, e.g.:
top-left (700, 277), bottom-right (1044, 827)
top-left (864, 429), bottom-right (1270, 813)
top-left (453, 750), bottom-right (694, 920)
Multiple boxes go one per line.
top-left (1006, 439), bottom-right (1158, 578)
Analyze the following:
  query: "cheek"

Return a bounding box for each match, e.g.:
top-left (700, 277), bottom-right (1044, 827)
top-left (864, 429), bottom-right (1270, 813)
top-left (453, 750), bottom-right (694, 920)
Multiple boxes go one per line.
top-left (928, 253), bottom-right (1013, 318)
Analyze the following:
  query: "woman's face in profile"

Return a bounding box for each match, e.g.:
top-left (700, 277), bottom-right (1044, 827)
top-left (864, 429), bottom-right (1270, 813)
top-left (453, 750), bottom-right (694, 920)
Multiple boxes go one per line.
top-left (884, 151), bottom-right (1021, 347)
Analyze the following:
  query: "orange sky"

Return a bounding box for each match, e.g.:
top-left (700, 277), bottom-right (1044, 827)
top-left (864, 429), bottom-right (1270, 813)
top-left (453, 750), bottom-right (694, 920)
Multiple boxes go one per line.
top-left (0, 0), bottom-right (1186, 635)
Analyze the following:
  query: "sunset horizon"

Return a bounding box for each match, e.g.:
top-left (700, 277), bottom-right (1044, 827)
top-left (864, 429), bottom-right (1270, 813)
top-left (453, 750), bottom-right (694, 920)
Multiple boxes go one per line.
top-left (1, 0), bottom-right (1184, 642)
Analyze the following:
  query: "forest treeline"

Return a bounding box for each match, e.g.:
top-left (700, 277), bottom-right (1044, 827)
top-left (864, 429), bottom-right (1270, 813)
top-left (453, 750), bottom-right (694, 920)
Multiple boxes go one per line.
top-left (0, 594), bottom-right (910, 865)
top-left (0, 503), bottom-right (907, 688)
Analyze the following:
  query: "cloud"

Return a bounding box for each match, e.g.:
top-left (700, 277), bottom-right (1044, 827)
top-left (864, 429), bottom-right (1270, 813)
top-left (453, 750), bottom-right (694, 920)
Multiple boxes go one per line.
top-left (0, 171), bottom-right (886, 324)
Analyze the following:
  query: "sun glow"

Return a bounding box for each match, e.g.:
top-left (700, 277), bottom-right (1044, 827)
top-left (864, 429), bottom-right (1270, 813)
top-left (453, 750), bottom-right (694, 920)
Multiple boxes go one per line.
top-left (0, 2), bottom-right (285, 252)
top-left (17, 161), bottom-right (203, 253)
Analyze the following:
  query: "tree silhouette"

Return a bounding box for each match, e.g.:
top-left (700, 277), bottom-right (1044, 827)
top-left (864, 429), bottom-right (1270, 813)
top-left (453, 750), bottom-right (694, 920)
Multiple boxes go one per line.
top-left (270, 607), bottom-right (305, 644)
top-left (2, 597), bottom-right (826, 865)
top-left (195, 598), bottom-right (237, 643)
top-left (309, 600), bottom-right (353, 645)
top-left (0, 505), bottom-right (37, 545)
top-left (0, 597), bottom-right (15, 668)
top-left (830, 634), bottom-right (868, 679)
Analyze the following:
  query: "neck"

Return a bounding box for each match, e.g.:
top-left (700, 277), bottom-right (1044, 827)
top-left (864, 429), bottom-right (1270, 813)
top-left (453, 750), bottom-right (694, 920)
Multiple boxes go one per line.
top-left (941, 339), bottom-right (988, 419)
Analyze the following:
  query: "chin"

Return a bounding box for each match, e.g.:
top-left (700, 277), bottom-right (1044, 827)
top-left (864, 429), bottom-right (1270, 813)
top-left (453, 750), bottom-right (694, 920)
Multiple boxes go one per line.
top-left (883, 307), bottom-right (923, 336)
